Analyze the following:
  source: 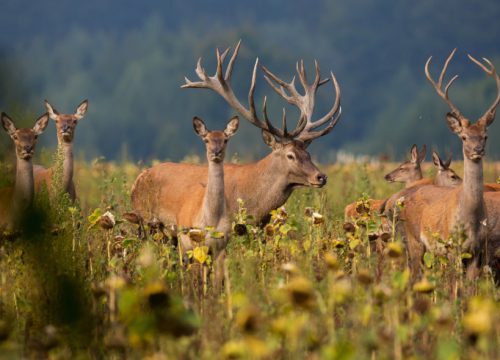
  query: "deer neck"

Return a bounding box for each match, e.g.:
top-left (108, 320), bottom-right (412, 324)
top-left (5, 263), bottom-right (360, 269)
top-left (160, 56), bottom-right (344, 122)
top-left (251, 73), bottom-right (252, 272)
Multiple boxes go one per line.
top-left (60, 142), bottom-right (74, 192)
top-left (458, 153), bottom-right (485, 242)
top-left (12, 157), bottom-right (34, 216)
top-left (201, 159), bottom-right (225, 227)
top-left (238, 154), bottom-right (293, 221)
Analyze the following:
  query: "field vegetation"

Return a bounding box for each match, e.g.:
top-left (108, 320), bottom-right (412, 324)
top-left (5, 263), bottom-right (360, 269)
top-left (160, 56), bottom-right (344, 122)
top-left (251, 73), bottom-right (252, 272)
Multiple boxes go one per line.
top-left (0, 155), bottom-right (499, 359)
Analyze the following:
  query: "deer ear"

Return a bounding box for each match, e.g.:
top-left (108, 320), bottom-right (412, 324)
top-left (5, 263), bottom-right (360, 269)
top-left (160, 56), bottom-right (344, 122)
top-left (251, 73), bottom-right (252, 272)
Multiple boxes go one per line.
top-left (75, 99), bottom-right (89, 119)
top-left (262, 129), bottom-right (279, 149)
top-left (224, 116), bottom-right (239, 138)
top-left (192, 116), bottom-right (208, 137)
top-left (417, 144), bottom-right (427, 163)
top-left (1, 112), bottom-right (16, 136)
top-left (410, 144), bottom-right (418, 163)
top-left (432, 151), bottom-right (443, 170)
top-left (446, 113), bottom-right (463, 134)
top-left (33, 113), bottom-right (50, 135)
top-left (44, 100), bottom-right (59, 120)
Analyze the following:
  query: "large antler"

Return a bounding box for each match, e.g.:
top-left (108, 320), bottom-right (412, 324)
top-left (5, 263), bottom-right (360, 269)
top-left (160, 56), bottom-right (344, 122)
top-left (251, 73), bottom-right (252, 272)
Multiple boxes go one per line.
top-left (467, 54), bottom-right (500, 120)
top-left (261, 60), bottom-right (341, 144)
top-left (424, 48), bottom-right (463, 118)
top-left (182, 41), bottom-right (292, 140)
top-left (182, 41), bottom-right (341, 145)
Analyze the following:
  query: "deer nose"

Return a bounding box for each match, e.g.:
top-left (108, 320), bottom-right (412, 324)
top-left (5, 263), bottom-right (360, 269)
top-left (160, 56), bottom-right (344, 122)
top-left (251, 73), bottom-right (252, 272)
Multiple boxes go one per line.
top-left (384, 174), bottom-right (392, 181)
top-left (474, 146), bottom-right (483, 153)
top-left (62, 125), bottom-right (70, 132)
top-left (316, 173), bottom-right (327, 186)
top-left (214, 149), bottom-right (223, 157)
top-left (24, 145), bottom-right (33, 153)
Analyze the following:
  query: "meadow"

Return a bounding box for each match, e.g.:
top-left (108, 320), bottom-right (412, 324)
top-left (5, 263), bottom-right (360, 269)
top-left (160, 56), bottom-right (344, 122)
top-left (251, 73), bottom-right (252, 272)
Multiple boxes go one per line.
top-left (0, 155), bottom-right (499, 359)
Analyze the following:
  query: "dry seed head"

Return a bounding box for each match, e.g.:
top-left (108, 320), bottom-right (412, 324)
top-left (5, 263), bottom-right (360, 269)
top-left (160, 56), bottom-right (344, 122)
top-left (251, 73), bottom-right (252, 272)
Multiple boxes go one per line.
top-left (312, 212), bottom-right (324, 225)
top-left (188, 228), bottom-right (206, 243)
top-left (343, 222), bottom-right (356, 233)
top-left (99, 211), bottom-right (116, 230)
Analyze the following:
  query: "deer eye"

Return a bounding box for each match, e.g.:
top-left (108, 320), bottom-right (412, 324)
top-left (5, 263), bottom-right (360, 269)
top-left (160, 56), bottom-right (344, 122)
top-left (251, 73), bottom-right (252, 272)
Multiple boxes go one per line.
top-left (224, 139), bottom-right (228, 144)
top-left (34, 135), bottom-right (38, 139)
top-left (484, 135), bottom-right (488, 140)
top-left (204, 139), bottom-right (209, 143)
top-left (461, 136), bottom-right (466, 141)
top-left (286, 153), bottom-right (295, 160)
top-left (12, 134), bottom-right (18, 140)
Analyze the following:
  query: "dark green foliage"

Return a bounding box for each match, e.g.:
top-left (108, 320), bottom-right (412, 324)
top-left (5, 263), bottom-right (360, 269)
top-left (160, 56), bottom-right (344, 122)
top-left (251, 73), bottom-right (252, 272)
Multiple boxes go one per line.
top-left (0, 0), bottom-right (499, 162)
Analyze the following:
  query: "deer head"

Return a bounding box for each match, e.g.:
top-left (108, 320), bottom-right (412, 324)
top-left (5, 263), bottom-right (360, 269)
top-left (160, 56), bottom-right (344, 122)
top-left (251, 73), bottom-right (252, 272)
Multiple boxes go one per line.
top-left (425, 49), bottom-right (500, 162)
top-left (1, 113), bottom-right (49, 160)
top-left (182, 41), bottom-right (340, 188)
top-left (193, 116), bottom-right (239, 163)
top-left (45, 99), bottom-right (88, 143)
top-left (432, 150), bottom-right (462, 186)
top-left (384, 144), bottom-right (426, 183)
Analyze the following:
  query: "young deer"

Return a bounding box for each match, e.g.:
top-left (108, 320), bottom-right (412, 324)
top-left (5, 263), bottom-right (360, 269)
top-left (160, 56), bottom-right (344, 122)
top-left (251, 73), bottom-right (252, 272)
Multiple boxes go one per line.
top-left (0, 113), bottom-right (49, 228)
top-left (344, 144), bottom-right (426, 221)
top-left (177, 116), bottom-right (239, 252)
top-left (345, 145), bottom-right (462, 221)
top-left (131, 42), bottom-right (340, 231)
top-left (432, 150), bottom-right (462, 186)
top-left (387, 49), bottom-right (499, 278)
top-left (33, 100), bottom-right (88, 201)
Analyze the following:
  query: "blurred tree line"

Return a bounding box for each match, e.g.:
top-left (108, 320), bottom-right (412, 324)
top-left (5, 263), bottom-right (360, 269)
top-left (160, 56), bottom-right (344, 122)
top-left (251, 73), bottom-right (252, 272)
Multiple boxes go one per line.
top-left (0, 0), bottom-right (499, 162)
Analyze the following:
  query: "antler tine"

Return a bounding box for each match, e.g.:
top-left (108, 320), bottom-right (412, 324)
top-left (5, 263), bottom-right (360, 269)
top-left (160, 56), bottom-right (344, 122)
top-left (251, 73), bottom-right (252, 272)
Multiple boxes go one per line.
top-left (262, 96), bottom-right (286, 138)
top-left (298, 106), bottom-right (342, 143)
top-left (261, 65), bottom-right (299, 104)
top-left (301, 71), bottom-right (341, 133)
top-left (297, 60), bottom-right (308, 91)
top-left (225, 40), bottom-right (241, 82)
top-left (468, 54), bottom-right (500, 118)
top-left (424, 49), bottom-right (462, 117)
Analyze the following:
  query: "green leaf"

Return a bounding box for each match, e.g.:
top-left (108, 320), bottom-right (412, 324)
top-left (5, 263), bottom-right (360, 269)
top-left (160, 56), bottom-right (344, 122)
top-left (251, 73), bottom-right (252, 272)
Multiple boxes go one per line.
top-left (423, 251), bottom-right (434, 268)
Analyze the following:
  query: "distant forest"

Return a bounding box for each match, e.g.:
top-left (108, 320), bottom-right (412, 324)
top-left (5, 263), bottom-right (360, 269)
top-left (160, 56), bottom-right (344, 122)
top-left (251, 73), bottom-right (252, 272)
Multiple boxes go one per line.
top-left (1, 0), bottom-right (499, 162)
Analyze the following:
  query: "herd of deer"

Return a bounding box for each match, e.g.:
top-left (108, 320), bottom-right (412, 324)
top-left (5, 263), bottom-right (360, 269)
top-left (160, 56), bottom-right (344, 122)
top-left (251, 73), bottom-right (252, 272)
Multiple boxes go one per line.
top-left (1, 42), bottom-right (499, 282)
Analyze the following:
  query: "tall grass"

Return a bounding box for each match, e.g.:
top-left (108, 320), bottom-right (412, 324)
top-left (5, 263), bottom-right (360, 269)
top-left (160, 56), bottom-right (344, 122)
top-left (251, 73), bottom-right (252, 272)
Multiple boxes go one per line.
top-left (0, 158), bottom-right (499, 359)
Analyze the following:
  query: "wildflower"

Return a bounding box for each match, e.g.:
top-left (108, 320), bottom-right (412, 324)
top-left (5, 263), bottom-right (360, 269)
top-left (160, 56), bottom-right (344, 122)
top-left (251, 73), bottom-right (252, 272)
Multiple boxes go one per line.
top-left (386, 242), bottom-right (403, 258)
top-left (356, 268), bottom-right (373, 285)
top-left (143, 281), bottom-right (170, 309)
top-left (235, 305), bottom-right (260, 334)
top-left (106, 274), bottom-right (126, 290)
top-left (282, 262), bottom-right (300, 276)
top-left (463, 297), bottom-right (494, 336)
top-left (412, 278), bottom-right (435, 294)
top-left (324, 253), bottom-right (340, 271)
top-left (284, 276), bottom-right (316, 310)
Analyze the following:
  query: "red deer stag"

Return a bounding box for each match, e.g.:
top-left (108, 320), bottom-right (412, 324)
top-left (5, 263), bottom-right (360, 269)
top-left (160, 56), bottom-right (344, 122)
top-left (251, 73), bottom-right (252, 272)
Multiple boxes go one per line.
top-left (131, 42), bottom-right (341, 232)
top-left (385, 49), bottom-right (499, 279)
